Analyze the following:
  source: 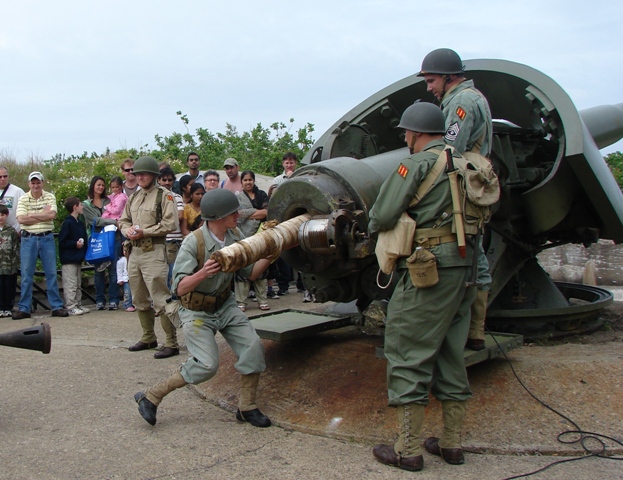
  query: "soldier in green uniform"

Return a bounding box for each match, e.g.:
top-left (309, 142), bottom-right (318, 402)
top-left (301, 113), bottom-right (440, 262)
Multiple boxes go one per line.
top-left (119, 156), bottom-right (180, 359)
top-left (133, 189), bottom-right (272, 428)
top-left (419, 47), bottom-right (494, 351)
top-left (370, 102), bottom-right (476, 472)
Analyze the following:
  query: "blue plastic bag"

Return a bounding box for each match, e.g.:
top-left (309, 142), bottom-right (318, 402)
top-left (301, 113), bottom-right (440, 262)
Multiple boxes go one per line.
top-left (85, 221), bottom-right (115, 264)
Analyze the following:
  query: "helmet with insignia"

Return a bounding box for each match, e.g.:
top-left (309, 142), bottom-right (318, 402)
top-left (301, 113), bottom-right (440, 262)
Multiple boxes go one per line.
top-left (200, 189), bottom-right (240, 221)
top-left (132, 156), bottom-right (161, 175)
top-left (417, 48), bottom-right (464, 76)
top-left (397, 101), bottom-right (446, 133)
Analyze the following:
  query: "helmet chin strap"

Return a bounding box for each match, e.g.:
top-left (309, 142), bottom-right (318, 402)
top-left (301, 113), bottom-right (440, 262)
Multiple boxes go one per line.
top-left (407, 132), bottom-right (417, 155)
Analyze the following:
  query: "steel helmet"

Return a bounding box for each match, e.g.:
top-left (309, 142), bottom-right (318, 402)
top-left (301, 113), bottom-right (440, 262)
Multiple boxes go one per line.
top-left (397, 101), bottom-right (446, 133)
top-left (132, 156), bottom-right (161, 175)
top-left (200, 189), bottom-right (240, 221)
top-left (417, 48), bottom-right (464, 76)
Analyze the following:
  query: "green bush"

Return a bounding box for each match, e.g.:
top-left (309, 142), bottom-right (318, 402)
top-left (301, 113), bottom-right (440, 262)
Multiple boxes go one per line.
top-left (605, 152), bottom-right (623, 191)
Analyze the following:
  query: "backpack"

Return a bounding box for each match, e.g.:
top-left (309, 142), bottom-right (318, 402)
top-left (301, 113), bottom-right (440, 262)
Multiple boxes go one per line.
top-left (430, 146), bottom-right (500, 233)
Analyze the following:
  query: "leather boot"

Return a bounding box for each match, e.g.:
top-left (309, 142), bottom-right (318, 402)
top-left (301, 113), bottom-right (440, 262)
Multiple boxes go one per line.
top-left (135, 371), bottom-right (187, 426)
top-left (236, 373), bottom-right (271, 428)
top-left (137, 309), bottom-right (157, 344)
top-left (425, 400), bottom-right (466, 465)
top-left (373, 403), bottom-right (424, 471)
top-left (467, 289), bottom-right (488, 351)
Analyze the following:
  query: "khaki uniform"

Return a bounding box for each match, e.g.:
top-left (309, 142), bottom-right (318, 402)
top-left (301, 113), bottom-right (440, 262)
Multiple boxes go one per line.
top-left (119, 184), bottom-right (179, 348)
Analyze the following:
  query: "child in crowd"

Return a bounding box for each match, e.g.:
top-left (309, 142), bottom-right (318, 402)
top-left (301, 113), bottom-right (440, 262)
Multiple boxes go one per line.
top-left (102, 176), bottom-right (128, 221)
top-left (0, 204), bottom-right (20, 317)
top-left (58, 197), bottom-right (89, 316)
top-left (116, 245), bottom-right (135, 312)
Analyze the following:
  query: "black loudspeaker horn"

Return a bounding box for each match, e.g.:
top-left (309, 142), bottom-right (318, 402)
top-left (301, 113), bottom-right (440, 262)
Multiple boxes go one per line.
top-left (0, 322), bottom-right (51, 354)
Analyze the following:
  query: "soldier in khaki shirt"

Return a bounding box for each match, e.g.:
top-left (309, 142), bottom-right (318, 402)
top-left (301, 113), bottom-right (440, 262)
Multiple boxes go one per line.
top-left (119, 157), bottom-right (180, 358)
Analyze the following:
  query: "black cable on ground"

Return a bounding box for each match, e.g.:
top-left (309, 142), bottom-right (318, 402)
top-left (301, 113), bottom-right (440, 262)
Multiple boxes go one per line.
top-left (483, 326), bottom-right (623, 480)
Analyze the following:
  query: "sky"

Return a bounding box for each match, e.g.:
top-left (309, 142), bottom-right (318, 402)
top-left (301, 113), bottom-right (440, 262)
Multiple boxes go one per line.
top-left (1, 0), bottom-right (622, 163)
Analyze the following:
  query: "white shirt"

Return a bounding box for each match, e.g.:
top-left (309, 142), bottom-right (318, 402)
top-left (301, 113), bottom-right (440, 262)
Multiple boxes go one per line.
top-left (0, 183), bottom-right (25, 232)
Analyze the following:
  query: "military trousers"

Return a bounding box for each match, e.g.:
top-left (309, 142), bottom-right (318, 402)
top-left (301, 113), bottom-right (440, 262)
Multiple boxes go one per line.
top-left (128, 243), bottom-right (177, 347)
top-left (179, 296), bottom-right (266, 385)
top-left (385, 265), bottom-right (476, 406)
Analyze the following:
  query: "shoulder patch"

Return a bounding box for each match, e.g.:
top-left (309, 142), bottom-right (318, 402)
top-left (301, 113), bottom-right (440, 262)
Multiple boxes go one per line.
top-left (167, 194), bottom-right (173, 201)
top-left (456, 106), bottom-right (467, 120)
top-left (397, 164), bottom-right (409, 178)
top-left (445, 122), bottom-right (460, 142)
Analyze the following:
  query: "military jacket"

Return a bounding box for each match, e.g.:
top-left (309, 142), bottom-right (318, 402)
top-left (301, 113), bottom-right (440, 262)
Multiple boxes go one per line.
top-left (442, 79), bottom-right (493, 156)
top-left (119, 184), bottom-right (178, 238)
top-left (172, 224), bottom-right (253, 297)
top-left (369, 139), bottom-right (472, 268)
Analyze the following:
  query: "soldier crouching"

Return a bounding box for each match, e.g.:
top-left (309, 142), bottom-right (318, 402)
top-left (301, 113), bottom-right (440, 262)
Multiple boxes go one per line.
top-left (134, 189), bottom-right (272, 428)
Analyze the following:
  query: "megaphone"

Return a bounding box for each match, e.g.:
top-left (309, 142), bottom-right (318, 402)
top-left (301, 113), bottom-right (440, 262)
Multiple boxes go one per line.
top-left (0, 322), bottom-right (51, 354)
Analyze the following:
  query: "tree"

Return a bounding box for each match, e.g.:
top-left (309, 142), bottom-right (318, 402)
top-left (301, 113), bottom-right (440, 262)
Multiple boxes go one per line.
top-left (153, 112), bottom-right (314, 175)
top-left (605, 151), bottom-right (623, 191)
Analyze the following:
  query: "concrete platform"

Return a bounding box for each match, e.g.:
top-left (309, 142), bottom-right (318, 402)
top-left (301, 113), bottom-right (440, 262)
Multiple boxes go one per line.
top-left (1, 287), bottom-right (622, 479)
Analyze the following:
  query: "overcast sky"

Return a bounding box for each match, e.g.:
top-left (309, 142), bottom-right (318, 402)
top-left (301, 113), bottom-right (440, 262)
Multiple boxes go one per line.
top-left (1, 0), bottom-right (622, 163)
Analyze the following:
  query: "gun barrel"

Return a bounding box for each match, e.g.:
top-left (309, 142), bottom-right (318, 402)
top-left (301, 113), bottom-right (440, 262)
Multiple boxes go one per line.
top-left (0, 323), bottom-right (51, 354)
top-left (580, 103), bottom-right (623, 149)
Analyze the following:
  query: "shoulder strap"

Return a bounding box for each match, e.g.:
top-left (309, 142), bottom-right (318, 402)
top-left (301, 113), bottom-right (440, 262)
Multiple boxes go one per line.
top-left (192, 228), bottom-right (206, 270)
top-left (408, 148), bottom-right (449, 207)
top-left (155, 187), bottom-right (163, 224)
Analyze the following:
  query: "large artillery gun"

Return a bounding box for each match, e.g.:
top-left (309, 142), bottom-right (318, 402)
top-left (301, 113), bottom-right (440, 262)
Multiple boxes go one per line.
top-left (267, 59), bottom-right (623, 337)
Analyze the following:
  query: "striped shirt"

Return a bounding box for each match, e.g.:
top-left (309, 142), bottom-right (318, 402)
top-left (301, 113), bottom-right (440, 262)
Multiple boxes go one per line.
top-left (166, 192), bottom-right (184, 242)
top-left (16, 190), bottom-right (57, 234)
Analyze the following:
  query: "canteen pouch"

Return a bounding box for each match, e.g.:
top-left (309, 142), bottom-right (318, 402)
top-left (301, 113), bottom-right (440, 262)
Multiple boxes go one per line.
top-left (406, 247), bottom-right (438, 288)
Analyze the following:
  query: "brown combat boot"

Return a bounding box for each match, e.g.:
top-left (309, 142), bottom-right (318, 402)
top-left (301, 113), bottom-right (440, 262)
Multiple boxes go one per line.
top-left (424, 399), bottom-right (467, 465)
top-left (373, 403), bottom-right (425, 471)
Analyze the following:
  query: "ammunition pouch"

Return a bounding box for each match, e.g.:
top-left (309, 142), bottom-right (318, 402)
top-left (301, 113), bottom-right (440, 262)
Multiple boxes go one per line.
top-left (179, 289), bottom-right (231, 314)
top-left (132, 236), bottom-right (165, 252)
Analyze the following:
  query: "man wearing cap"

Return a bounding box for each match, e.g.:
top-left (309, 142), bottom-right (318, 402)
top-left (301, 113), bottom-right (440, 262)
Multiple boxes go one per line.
top-left (13, 172), bottom-right (68, 319)
top-left (419, 48), bottom-right (494, 352)
top-left (119, 156), bottom-right (180, 358)
top-left (0, 166), bottom-right (25, 233)
top-left (133, 188), bottom-right (272, 428)
top-left (220, 158), bottom-right (243, 193)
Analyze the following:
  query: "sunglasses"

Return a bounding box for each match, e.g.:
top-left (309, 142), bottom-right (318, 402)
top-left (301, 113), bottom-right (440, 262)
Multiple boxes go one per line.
top-left (0, 175), bottom-right (7, 179)
top-left (123, 168), bottom-right (134, 173)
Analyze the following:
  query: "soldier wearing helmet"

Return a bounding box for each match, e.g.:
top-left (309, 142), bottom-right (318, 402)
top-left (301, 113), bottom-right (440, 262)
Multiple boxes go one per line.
top-left (421, 49), bottom-right (494, 356)
top-left (369, 102), bottom-right (476, 472)
top-left (133, 188), bottom-right (273, 429)
top-left (418, 48), bottom-right (492, 156)
top-left (119, 156), bottom-right (180, 359)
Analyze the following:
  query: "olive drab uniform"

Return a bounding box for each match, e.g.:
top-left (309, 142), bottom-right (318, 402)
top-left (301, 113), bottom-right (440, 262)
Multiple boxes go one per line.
top-left (442, 79), bottom-right (492, 156)
top-left (442, 79), bottom-right (494, 347)
top-left (119, 184), bottom-right (179, 348)
top-left (369, 138), bottom-right (476, 405)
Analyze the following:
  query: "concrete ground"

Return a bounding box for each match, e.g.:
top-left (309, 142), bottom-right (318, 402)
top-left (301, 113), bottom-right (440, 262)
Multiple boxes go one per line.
top-left (1, 287), bottom-right (622, 480)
